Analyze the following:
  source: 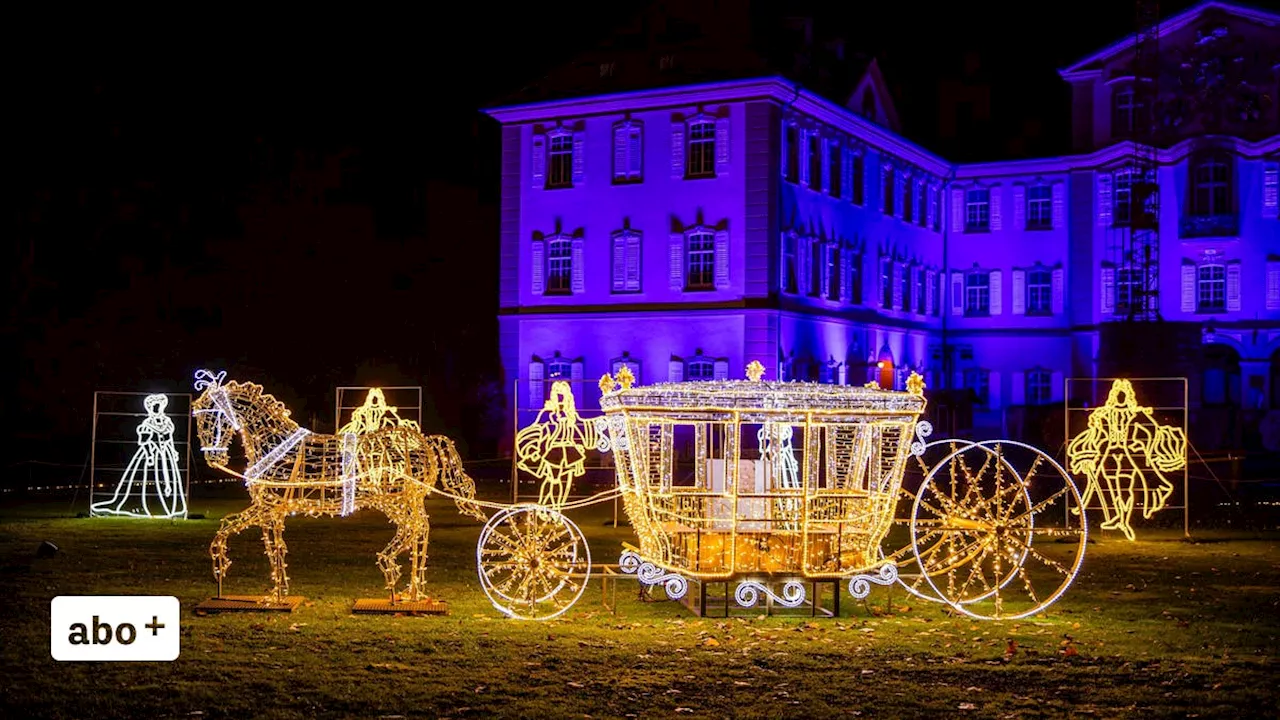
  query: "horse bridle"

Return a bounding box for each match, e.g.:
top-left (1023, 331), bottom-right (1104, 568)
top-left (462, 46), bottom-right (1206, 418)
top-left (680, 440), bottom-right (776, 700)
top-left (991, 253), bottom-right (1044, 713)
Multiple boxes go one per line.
top-left (193, 371), bottom-right (242, 454)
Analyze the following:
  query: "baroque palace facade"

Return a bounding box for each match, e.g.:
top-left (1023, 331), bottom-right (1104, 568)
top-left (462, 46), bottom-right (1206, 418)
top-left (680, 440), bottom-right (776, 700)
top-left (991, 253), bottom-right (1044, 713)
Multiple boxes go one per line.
top-left (486, 1), bottom-right (1280, 441)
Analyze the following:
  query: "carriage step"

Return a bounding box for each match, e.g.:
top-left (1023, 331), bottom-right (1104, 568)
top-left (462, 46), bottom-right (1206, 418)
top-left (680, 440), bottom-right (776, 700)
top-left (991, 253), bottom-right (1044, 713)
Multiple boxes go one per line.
top-left (193, 595), bottom-right (306, 613)
top-left (351, 598), bottom-right (449, 615)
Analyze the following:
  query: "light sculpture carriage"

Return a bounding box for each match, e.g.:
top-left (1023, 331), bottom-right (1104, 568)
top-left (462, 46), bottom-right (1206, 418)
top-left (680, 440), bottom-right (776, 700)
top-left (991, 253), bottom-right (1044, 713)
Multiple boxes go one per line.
top-left (479, 363), bottom-right (1088, 621)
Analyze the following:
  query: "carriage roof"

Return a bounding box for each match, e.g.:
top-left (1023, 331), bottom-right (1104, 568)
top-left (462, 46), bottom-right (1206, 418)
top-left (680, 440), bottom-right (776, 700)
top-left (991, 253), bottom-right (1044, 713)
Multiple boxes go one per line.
top-left (599, 380), bottom-right (926, 418)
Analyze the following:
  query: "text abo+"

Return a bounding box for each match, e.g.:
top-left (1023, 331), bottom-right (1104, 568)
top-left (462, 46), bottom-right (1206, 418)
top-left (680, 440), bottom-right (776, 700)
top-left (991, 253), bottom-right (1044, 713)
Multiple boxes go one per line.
top-left (51, 596), bottom-right (180, 661)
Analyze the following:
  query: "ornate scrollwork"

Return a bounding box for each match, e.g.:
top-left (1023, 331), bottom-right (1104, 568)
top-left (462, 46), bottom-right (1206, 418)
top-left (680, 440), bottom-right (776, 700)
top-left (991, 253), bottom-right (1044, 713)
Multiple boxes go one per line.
top-left (848, 562), bottom-right (899, 600)
top-left (910, 420), bottom-right (934, 457)
top-left (619, 550), bottom-right (688, 599)
top-left (734, 580), bottom-right (806, 608)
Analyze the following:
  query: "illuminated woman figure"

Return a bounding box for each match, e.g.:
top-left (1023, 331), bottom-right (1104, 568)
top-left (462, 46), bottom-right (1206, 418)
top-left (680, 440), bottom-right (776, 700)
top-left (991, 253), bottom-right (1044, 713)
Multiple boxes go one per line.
top-left (340, 388), bottom-right (419, 434)
top-left (515, 380), bottom-right (598, 512)
top-left (1067, 379), bottom-right (1186, 541)
top-left (92, 394), bottom-right (187, 519)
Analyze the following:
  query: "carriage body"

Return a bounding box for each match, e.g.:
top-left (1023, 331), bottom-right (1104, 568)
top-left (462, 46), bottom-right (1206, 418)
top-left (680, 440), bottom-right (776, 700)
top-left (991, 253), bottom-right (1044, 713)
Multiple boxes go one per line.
top-left (599, 380), bottom-right (926, 582)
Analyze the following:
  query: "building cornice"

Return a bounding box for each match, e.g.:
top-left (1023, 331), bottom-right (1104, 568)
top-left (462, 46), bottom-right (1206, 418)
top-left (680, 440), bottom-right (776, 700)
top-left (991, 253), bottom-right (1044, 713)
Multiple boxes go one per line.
top-left (484, 76), bottom-right (952, 178)
top-left (954, 134), bottom-right (1280, 179)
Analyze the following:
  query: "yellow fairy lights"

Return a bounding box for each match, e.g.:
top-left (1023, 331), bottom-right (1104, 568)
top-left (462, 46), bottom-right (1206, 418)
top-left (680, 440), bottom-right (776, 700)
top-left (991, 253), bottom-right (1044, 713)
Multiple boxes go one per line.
top-left (514, 380), bottom-right (599, 512)
top-left (191, 370), bottom-right (484, 604)
top-left (1067, 378), bottom-right (1187, 541)
top-left (339, 388), bottom-right (420, 434)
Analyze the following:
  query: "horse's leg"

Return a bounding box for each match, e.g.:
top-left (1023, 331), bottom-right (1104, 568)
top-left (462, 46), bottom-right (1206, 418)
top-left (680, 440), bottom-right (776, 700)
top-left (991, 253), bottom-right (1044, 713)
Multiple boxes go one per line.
top-left (210, 506), bottom-right (263, 598)
top-left (406, 502), bottom-right (431, 602)
top-left (262, 511), bottom-right (290, 603)
top-left (377, 506), bottom-right (411, 603)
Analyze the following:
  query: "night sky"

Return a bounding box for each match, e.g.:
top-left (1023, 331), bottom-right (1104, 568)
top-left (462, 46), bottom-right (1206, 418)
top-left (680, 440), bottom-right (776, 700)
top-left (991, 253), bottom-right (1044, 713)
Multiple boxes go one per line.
top-left (9, 1), bottom-right (1279, 469)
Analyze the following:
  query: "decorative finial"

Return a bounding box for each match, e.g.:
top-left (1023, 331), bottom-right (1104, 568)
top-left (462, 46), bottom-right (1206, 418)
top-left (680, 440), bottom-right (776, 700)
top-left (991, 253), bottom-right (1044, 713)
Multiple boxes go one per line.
top-left (194, 369), bottom-right (226, 392)
top-left (615, 365), bottom-right (635, 389)
top-left (745, 360), bottom-right (765, 382)
top-left (598, 373), bottom-right (615, 395)
top-left (906, 372), bottom-right (925, 396)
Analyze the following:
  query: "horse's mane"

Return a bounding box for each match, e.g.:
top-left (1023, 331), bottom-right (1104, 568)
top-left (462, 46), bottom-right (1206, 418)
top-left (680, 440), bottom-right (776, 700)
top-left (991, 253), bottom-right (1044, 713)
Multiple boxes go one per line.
top-left (227, 380), bottom-right (296, 424)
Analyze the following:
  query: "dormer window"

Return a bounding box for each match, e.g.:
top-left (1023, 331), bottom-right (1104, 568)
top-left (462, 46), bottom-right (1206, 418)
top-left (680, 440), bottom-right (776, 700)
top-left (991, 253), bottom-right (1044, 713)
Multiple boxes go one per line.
top-left (1112, 85), bottom-right (1139, 138)
top-left (1190, 154), bottom-right (1231, 217)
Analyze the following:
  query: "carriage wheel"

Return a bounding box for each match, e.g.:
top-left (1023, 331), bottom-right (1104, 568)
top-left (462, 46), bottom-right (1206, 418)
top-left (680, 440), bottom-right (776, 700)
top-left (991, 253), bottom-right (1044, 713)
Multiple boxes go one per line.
top-left (476, 504), bottom-right (591, 621)
top-left (910, 440), bottom-right (1087, 620)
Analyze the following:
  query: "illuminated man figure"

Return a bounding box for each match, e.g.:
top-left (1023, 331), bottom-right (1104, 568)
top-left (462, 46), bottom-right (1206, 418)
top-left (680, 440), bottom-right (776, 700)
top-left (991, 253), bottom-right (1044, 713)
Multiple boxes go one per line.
top-left (340, 388), bottom-right (420, 434)
top-left (1067, 379), bottom-right (1187, 541)
top-left (92, 394), bottom-right (187, 519)
top-left (515, 380), bottom-right (598, 512)
top-left (758, 423), bottom-right (801, 531)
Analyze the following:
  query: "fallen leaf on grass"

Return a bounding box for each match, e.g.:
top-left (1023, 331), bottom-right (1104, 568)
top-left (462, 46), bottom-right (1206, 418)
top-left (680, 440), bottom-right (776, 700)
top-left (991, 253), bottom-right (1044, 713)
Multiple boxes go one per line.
top-left (958, 702), bottom-right (977, 710)
top-left (702, 638), bottom-right (720, 647)
top-left (567, 682), bottom-right (584, 689)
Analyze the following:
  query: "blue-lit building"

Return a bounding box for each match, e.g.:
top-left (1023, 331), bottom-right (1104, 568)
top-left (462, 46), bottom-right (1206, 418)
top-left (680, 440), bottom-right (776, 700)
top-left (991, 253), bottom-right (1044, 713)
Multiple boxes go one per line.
top-left (484, 1), bottom-right (1280, 447)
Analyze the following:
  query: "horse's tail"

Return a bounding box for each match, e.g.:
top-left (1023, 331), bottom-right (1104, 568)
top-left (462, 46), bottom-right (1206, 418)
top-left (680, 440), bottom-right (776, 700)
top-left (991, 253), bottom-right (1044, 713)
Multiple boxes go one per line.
top-left (425, 434), bottom-right (486, 522)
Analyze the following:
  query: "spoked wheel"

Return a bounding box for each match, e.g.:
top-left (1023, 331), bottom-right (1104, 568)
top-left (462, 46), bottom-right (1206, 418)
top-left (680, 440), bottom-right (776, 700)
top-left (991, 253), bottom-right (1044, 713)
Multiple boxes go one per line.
top-left (910, 440), bottom-right (1087, 620)
top-left (476, 504), bottom-right (591, 620)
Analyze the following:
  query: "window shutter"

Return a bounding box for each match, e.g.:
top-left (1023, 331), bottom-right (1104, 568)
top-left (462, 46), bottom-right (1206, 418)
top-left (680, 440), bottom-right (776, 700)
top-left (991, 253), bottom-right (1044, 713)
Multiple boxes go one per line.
top-left (1180, 262), bottom-right (1196, 313)
top-left (530, 239), bottom-right (545, 295)
top-left (987, 371), bottom-right (1001, 410)
top-left (989, 185), bottom-right (1003, 231)
top-left (571, 131), bottom-right (585, 185)
top-left (780, 124), bottom-right (790, 180)
top-left (669, 233), bottom-right (684, 291)
top-left (840, 247), bottom-right (854, 303)
top-left (1050, 371), bottom-right (1065, 402)
top-left (799, 130), bottom-right (810, 186)
top-left (892, 263), bottom-right (904, 309)
top-left (951, 188), bottom-right (964, 233)
top-left (714, 229), bottom-right (730, 290)
top-left (1100, 265), bottom-right (1115, 315)
top-left (925, 270), bottom-right (936, 315)
top-left (570, 360), bottom-right (584, 383)
top-left (820, 244), bottom-right (832, 298)
top-left (797, 238), bottom-right (810, 295)
top-left (894, 173), bottom-right (905, 217)
top-left (671, 121), bottom-right (685, 180)
top-left (625, 233), bottom-right (641, 291)
top-left (1011, 269), bottom-right (1026, 315)
top-left (951, 272), bottom-right (963, 316)
top-left (1226, 261), bottom-right (1241, 312)
top-left (528, 360), bottom-right (544, 408)
top-left (531, 134), bottom-right (546, 189)
top-left (713, 359), bottom-right (729, 381)
top-left (1051, 267), bottom-right (1065, 314)
top-left (841, 149), bottom-right (854, 202)
top-left (1052, 182), bottom-right (1066, 229)
top-left (819, 139), bottom-right (830, 193)
top-left (1267, 260), bottom-right (1280, 310)
top-left (989, 270), bottom-right (1002, 315)
top-left (1263, 163), bottom-right (1279, 218)
top-left (571, 237), bottom-right (585, 294)
top-left (628, 125), bottom-right (643, 178)
top-left (715, 115), bottom-right (730, 176)
top-left (668, 357), bottom-right (684, 382)
top-left (613, 125), bottom-right (627, 180)
top-left (1013, 185), bottom-right (1026, 231)
top-left (611, 235), bottom-right (626, 292)
top-left (1010, 372), bottom-right (1025, 406)
top-left (926, 185), bottom-right (938, 230)
top-left (1097, 174), bottom-right (1112, 226)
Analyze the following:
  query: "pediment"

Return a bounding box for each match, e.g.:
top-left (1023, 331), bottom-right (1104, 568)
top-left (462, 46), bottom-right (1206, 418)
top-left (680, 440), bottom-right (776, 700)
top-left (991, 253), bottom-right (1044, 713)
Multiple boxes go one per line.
top-left (843, 58), bottom-right (902, 133)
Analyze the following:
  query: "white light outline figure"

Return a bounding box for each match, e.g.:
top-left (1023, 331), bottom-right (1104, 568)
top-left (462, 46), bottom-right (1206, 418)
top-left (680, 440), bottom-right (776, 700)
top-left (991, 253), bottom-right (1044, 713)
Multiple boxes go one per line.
top-left (91, 393), bottom-right (188, 519)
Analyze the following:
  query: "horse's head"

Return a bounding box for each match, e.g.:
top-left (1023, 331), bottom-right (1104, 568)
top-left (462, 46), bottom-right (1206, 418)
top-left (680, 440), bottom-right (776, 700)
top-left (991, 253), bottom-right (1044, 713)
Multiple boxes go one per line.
top-left (192, 369), bottom-right (241, 468)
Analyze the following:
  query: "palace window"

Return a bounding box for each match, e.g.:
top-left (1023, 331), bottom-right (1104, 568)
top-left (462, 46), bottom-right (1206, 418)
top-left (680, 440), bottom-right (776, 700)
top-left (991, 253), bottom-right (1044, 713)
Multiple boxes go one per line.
top-left (828, 245), bottom-right (841, 300)
top-left (782, 234), bottom-right (798, 294)
top-left (851, 154), bottom-right (865, 205)
top-left (965, 188), bottom-right (990, 232)
top-left (1027, 268), bottom-right (1052, 315)
top-left (547, 132), bottom-right (574, 189)
top-left (612, 120), bottom-right (643, 183)
top-left (527, 353), bottom-right (582, 407)
top-left (850, 253), bottom-right (863, 304)
top-left (1116, 265), bottom-right (1143, 314)
top-left (963, 368), bottom-right (990, 407)
top-left (611, 229), bottom-right (642, 293)
top-left (610, 353), bottom-right (641, 383)
top-left (784, 126), bottom-right (800, 183)
top-left (901, 265), bottom-right (913, 313)
top-left (913, 267), bottom-right (926, 315)
top-left (686, 118), bottom-right (716, 179)
top-left (882, 167), bottom-right (895, 215)
top-left (1025, 368), bottom-right (1052, 406)
top-left (546, 236), bottom-right (573, 295)
top-left (808, 133), bottom-right (822, 189)
top-left (1027, 184), bottom-right (1053, 229)
top-left (880, 257), bottom-right (892, 308)
top-left (828, 144), bottom-right (842, 198)
top-left (903, 178), bottom-right (915, 224)
top-left (1197, 263), bottom-right (1226, 313)
top-left (810, 241), bottom-right (823, 297)
top-left (916, 182), bottom-right (928, 227)
top-left (686, 231), bottom-right (716, 290)
top-left (688, 355), bottom-right (715, 381)
top-left (1190, 155), bottom-right (1231, 217)
top-left (965, 270), bottom-right (990, 316)
top-left (1112, 86), bottom-right (1139, 137)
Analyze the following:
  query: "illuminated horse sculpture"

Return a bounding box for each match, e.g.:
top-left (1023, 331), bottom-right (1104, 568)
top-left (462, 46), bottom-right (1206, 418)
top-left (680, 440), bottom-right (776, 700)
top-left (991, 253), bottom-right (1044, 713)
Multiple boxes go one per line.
top-left (191, 370), bottom-right (485, 603)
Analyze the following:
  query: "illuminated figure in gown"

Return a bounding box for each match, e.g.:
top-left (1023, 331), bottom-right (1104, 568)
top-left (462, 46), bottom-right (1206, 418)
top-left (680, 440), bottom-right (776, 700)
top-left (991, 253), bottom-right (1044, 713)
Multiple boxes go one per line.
top-left (1067, 379), bottom-right (1187, 541)
top-left (758, 423), bottom-right (801, 530)
top-left (515, 380), bottom-right (598, 512)
top-left (92, 393), bottom-right (187, 518)
top-left (340, 388), bottom-right (420, 434)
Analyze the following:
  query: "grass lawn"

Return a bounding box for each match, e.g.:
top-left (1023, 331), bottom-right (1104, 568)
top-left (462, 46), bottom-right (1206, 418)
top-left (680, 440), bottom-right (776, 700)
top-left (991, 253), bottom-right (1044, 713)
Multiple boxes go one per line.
top-left (2, 484), bottom-right (1278, 719)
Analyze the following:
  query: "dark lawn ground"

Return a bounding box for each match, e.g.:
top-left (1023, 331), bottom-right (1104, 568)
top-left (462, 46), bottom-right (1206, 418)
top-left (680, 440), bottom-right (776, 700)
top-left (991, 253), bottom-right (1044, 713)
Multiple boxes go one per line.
top-left (1, 481), bottom-right (1278, 720)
